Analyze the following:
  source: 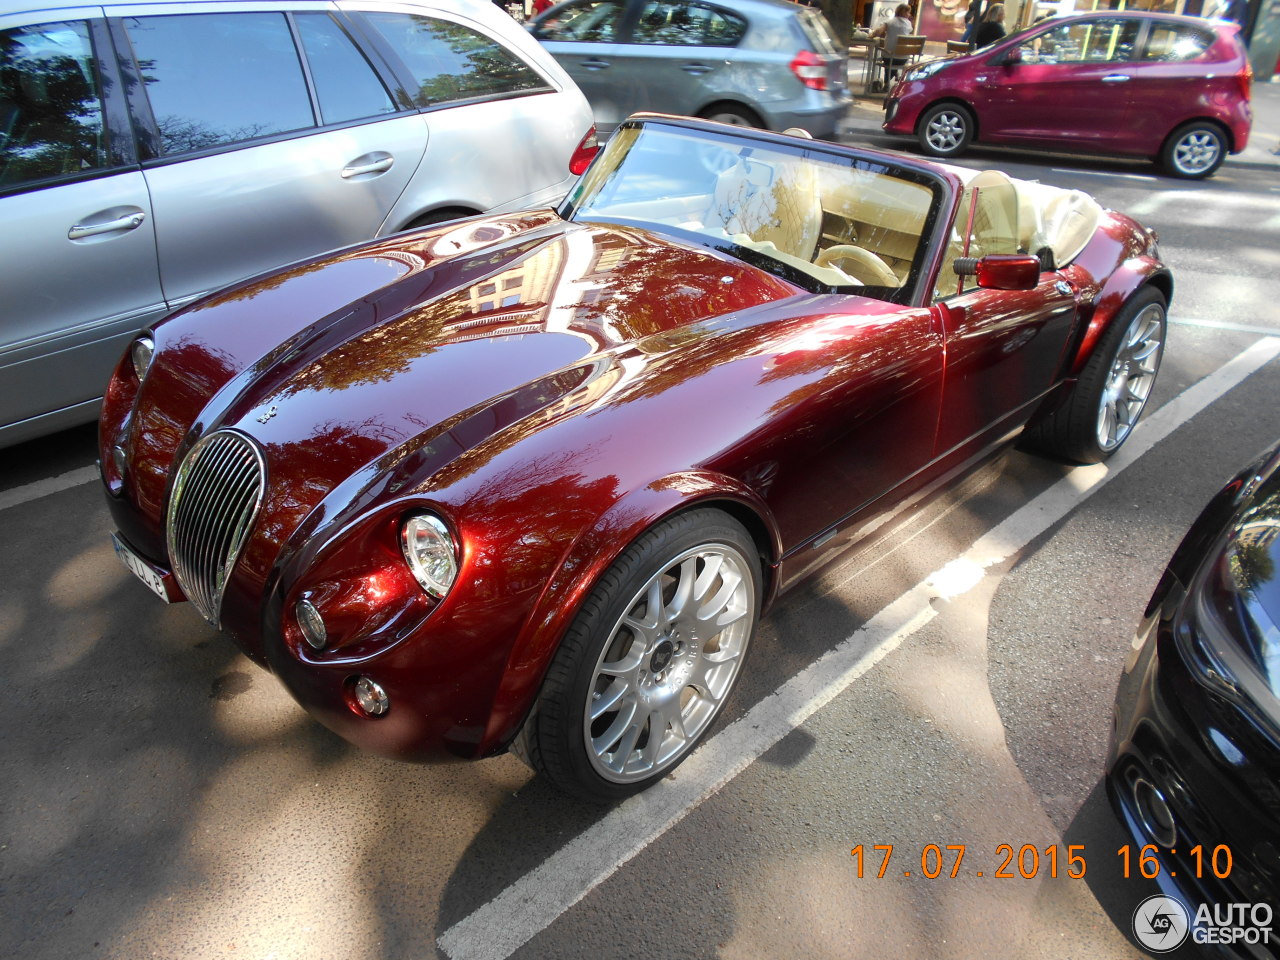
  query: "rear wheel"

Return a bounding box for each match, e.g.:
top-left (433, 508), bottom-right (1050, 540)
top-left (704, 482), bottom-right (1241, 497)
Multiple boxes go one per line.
top-left (917, 103), bottom-right (974, 158)
top-left (697, 103), bottom-right (765, 129)
top-left (1023, 287), bottom-right (1167, 464)
top-left (1160, 122), bottom-right (1226, 179)
top-left (401, 206), bottom-right (479, 231)
top-left (524, 509), bottom-right (761, 802)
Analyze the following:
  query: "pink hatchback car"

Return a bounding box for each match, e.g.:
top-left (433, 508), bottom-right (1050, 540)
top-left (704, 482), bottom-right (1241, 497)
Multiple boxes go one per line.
top-left (883, 11), bottom-right (1252, 178)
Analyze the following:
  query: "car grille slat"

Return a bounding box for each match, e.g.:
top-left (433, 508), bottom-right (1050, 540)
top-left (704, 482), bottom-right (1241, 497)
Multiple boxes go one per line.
top-left (166, 431), bottom-right (267, 627)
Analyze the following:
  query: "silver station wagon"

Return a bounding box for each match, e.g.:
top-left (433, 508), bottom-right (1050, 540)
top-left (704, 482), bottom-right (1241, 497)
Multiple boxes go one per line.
top-left (0, 0), bottom-right (596, 448)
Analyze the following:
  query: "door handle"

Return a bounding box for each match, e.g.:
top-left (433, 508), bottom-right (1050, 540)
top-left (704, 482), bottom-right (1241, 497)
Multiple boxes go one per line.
top-left (682, 62), bottom-right (712, 75)
top-left (341, 153), bottom-right (394, 179)
top-left (581, 58), bottom-right (611, 69)
top-left (1101, 74), bottom-right (1130, 83)
top-left (68, 210), bottom-right (146, 240)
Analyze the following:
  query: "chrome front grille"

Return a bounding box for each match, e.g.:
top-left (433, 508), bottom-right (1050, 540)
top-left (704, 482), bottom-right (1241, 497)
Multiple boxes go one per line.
top-left (166, 430), bottom-right (266, 627)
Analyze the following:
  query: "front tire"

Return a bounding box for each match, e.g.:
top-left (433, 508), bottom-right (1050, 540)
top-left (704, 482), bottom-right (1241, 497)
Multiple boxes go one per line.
top-left (1161, 122), bottom-right (1226, 179)
top-left (697, 103), bottom-right (765, 129)
top-left (1024, 287), bottom-right (1167, 464)
top-left (525, 509), bottom-right (761, 802)
top-left (917, 103), bottom-right (974, 158)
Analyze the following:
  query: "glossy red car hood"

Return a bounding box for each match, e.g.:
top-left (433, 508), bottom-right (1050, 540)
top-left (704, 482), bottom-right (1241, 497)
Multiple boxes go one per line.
top-left (122, 212), bottom-right (804, 556)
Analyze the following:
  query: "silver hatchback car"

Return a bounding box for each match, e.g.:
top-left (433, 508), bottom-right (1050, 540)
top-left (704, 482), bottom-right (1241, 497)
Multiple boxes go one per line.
top-left (529, 0), bottom-right (849, 136)
top-left (0, 0), bottom-right (596, 449)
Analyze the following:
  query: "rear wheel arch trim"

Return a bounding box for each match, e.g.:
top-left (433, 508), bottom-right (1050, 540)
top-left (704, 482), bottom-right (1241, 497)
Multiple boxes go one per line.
top-left (1160, 117), bottom-right (1234, 156)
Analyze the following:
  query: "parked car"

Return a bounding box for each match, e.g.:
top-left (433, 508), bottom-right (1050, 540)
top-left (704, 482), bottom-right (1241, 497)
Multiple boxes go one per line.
top-left (102, 115), bottom-right (1170, 800)
top-left (0, 0), bottom-right (597, 450)
top-left (527, 0), bottom-right (850, 136)
top-left (882, 11), bottom-right (1252, 179)
top-left (1109, 441), bottom-right (1280, 915)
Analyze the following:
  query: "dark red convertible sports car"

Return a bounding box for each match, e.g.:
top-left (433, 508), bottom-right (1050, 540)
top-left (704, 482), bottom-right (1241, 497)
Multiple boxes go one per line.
top-left (101, 116), bottom-right (1170, 800)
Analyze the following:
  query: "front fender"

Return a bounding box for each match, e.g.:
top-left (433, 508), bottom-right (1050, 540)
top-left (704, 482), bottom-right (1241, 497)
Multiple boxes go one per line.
top-left (477, 470), bottom-right (781, 755)
top-left (1068, 254), bottom-right (1172, 377)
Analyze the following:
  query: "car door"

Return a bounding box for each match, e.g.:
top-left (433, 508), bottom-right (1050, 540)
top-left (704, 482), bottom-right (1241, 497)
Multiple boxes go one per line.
top-left (0, 13), bottom-right (165, 441)
top-left (116, 5), bottom-right (425, 310)
top-left (975, 16), bottom-right (1143, 150)
top-left (928, 179), bottom-right (1079, 456)
top-left (1123, 20), bottom-right (1219, 154)
top-left (602, 0), bottom-right (748, 120)
top-left (530, 0), bottom-right (635, 130)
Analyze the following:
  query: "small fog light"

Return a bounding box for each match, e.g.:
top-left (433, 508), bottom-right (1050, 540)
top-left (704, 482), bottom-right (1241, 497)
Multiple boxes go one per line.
top-left (353, 677), bottom-right (389, 717)
top-left (111, 443), bottom-right (128, 479)
top-left (295, 598), bottom-right (327, 650)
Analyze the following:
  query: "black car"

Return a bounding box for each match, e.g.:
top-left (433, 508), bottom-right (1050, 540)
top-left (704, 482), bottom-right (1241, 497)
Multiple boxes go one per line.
top-left (1109, 441), bottom-right (1280, 948)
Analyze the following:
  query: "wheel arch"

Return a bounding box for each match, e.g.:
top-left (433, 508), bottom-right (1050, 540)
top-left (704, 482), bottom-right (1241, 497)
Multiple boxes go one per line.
top-left (479, 472), bottom-right (783, 756)
top-left (1161, 116), bottom-right (1235, 156)
top-left (392, 204), bottom-right (484, 234)
top-left (1068, 261), bottom-right (1172, 377)
top-left (696, 100), bottom-right (767, 129)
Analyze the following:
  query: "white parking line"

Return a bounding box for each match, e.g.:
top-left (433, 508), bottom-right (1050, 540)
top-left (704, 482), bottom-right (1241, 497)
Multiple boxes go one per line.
top-left (0, 465), bottom-right (98, 513)
top-left (1172, 316), bottom-right (1280, 336)
top-left (1049, 167), bottom-right (1158, 182)
top-left (437, 335), bottom-right (1280, 960)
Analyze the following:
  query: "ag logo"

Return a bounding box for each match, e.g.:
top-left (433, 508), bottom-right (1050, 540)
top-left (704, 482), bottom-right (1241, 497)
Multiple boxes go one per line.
top-left (1133, 895), bottom-right (1190, 953)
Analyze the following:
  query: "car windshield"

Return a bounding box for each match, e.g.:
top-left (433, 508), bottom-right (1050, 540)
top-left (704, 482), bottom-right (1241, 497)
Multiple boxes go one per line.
top-left (562, 122), bottom-right (943, 302)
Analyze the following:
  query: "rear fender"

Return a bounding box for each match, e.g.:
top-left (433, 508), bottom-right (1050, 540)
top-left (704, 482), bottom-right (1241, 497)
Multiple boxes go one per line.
top-left (478, 471), bottom-right (781, 755)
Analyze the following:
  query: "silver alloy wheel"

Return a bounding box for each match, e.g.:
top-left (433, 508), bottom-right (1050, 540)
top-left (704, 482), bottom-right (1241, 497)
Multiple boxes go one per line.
top-left (705, 110), bottom-right (750, 126)
top-left (1171, 129), bottom-right (1222, 176)
top-left (584, 543), bottom-right (755, 783)
top-left (925, 109), bottom-right (966, 153)
top-left (1096, 303), bottom-right (1165, 451)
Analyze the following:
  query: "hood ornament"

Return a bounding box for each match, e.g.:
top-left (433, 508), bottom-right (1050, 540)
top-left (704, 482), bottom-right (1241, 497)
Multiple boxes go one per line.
top-left (256, 404), bottom-right (279, 424)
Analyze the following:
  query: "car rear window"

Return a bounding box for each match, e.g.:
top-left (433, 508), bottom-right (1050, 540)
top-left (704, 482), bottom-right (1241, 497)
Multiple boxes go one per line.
top-left (1141, 23), bottom-right (1215, 61)
top-left (796, 8), bottom-right (842, 56)
top-left (360, 12), bottom-right (551, 108)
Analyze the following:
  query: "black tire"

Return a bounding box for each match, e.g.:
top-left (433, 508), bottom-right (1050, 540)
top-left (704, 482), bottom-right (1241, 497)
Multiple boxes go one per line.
top-left (524, 508), bottom-right (762, 802)
top-left (917, 103), bottom-right (974, 158)
top-left (697, 103), bottom-right (765, 129)
top-left (1023, 287), bottom-right (1167, 464)
top-left (1160, 122), bottom-right (1226, 179)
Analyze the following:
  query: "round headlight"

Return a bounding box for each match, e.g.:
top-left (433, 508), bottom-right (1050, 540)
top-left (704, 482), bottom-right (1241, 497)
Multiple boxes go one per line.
top-left (131, 336), bottom-right (154, 379)
top-left (401, 514), bottom-right (458, 599)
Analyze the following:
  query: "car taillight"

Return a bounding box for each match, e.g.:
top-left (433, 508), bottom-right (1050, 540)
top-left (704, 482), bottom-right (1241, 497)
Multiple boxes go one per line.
top-left (790, 50), bottom-right (827, 91)
top-left (1238, 64), bottom-right (1253, 101)
top-left (569, 125), bottom-right (599, 176)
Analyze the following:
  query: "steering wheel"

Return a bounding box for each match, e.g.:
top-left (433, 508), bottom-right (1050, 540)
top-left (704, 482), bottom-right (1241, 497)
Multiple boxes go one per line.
top-left (815, 244), bottom-right (900, 287)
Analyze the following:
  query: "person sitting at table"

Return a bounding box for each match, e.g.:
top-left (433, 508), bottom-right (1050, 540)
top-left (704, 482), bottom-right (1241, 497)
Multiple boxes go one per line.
top-left (973, 3), bottom-right (1006, 48)
top-left (870, 3), bottom-right (914, 90)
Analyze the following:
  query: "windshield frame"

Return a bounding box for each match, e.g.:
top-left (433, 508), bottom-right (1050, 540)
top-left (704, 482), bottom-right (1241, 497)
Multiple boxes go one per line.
top-left (558, 116), bottom-right (952, 305)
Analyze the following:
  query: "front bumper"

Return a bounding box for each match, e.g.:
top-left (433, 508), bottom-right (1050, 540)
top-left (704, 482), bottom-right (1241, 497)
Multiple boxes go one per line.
top-left (1108, 605), bottom-right (1280, 954)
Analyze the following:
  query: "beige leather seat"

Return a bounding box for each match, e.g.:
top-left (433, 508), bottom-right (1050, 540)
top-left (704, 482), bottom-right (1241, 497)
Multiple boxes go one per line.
top-left (707, 157), bottom-right (822, 261)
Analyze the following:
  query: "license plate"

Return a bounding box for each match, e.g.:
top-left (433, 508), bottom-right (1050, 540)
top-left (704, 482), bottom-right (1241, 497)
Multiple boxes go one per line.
top-left (112, 534), bottom-right (171, 603)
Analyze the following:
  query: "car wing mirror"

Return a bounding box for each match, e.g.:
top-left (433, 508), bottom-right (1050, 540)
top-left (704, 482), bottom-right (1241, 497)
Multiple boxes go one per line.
top-left (953, 254), bottom-right (1041, 290)
top-left (1002, 47), bottom-right (1024, 66)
